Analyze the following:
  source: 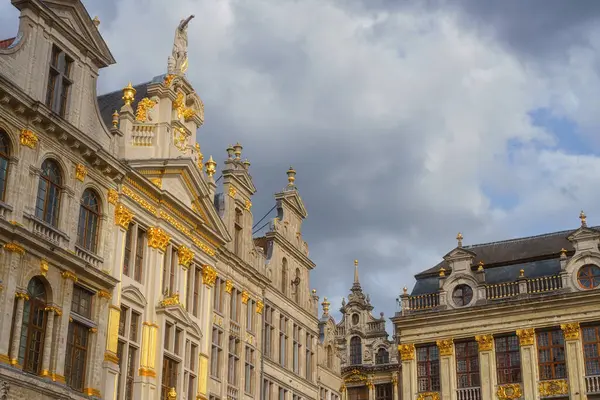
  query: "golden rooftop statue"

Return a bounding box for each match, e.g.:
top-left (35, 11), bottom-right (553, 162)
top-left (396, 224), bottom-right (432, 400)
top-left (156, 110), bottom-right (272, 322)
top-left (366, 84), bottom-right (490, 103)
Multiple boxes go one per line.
top-left (580, 210), bottom-right (587, 227)
top-left (456, 232), bottom-right (463, 247)
top-left (168, 15), bottom-right (195, 76)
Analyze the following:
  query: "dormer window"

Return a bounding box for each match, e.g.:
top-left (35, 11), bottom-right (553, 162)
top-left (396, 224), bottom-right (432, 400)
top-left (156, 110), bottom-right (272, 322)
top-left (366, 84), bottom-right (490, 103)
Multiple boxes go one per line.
top-left (46, 45), bottom-right (73, 117)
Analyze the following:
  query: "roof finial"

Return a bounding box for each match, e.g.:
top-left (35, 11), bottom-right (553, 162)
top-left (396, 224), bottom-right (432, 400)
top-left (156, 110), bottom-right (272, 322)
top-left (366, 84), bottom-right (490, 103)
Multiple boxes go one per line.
top-left (322, 297), bottom-right (330, 315)
top-left (233, 142), bottom-right (243, 160)
top-left (456, 232), bottom-right (463, 247)
top-left (287, 166), bottom-right (296, 187)
top-left (92, 16), bottom-right (100, 27)
top-left (580, 210), bottom-right (587, 227)
top-left (354, 259), bottom-right (359, 284)
top-left (477, 261), bottom-right (484, 271)
top-left (122, 82), bottom-right (136, 106)
top-left (439, 267), bottom-right (446, 277)
top-left (205, 156), bottom-right (216, 177)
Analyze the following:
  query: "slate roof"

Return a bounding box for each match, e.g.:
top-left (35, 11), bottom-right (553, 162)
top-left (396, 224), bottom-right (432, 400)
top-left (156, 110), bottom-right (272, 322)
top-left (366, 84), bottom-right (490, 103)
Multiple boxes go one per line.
top-left (97, 81), bottom-right (150, 129)
top-left (411, 225), bottom-right (600, 295)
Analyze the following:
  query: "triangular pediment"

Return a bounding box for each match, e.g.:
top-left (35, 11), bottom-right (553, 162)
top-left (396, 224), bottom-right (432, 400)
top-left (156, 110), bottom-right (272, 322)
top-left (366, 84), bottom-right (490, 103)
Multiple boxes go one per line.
top-left (275, 189), bottom-right (308, 218)
top-left (443, 246), bottom-right (476, 261)
top-left (567, 226), bottom-right (600, 241)
top-left (127, 158), bottom-right (231, 245)
top-left (21, 0), bottom-right (115, 67)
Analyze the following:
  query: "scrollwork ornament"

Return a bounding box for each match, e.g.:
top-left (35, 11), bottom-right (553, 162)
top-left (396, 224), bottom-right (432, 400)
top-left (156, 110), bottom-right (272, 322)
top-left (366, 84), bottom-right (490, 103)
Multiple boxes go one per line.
top-left (398, 343), bottom-right (415, 361)
top-left (496, 384), bottom-right (522, 400)
top-left (416, 392), bottom-right (440, 400)
top-left (475, 334), bottom-right (494, 351)
top-left (436, 338), bottom-right (454, 356)
top-left (75, 163), bottom-right (87, 181)
top-left (135, 97), bottom-right (157, 122)
top-left (560, 322), bottom-right (580, 340)
top-left (538, 380), bottom-right (568, 397)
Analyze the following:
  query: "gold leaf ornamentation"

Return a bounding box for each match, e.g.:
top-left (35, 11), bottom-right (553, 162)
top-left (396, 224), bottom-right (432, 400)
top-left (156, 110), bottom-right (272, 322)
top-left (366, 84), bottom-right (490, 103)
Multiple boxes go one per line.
top-left (107, 189), bottom-right (119, 205)
top-left (497, 384), bottom-right (522, 400)
top-left (516, 328), bottom-right (535, 346)
top-left (436, 338), bottom-right (454, 356)
top-left (40, 259), bottom-right (49, 276)
top-left (177, 245), bottom-right (194, 268)
top-left (147, 227), bottom-right (171, 251)
top-left (398, 344), bottom-right (415, 361)
top-left (97, 290), bottom-right (112, 300)
top-left (202, 265), bottom-right (217, 286)
top-left (15, 291), bottom-right (29, 301)
top-left (135, 97), bottom-right (157, 122)
top-left (225, 280), bottom-right (233, 294)
top-left (416, 392), bottom-right (440, 400)
top-left (61, 271), bottom-right (78, 282)
top-left (160, 293), bottom-right (180, 307)
top-left (150, 178), bottom-right (162, 188)
top-left (474, 334), bottom-right (494, 352)
top-left (256, 300), bottom-right (264, 314)
top-left (245, 199), bottom-right (252, 211)
top-left (114, 203), bottom-right (134, 229)
top-left (228, 186), bottom-right (237, 198)
top-left (20, 129), bottom-right (38, 148)
top-left (241, 290), bottom-right (249, 304)
top-left (538, 380), bottom-right (568, 397)
top-left (75, 163), bottom-right (87, 182)
top-left (4, 242), bottom-right (25, 255)
top-left (560, 322), bottom-right (580, 341)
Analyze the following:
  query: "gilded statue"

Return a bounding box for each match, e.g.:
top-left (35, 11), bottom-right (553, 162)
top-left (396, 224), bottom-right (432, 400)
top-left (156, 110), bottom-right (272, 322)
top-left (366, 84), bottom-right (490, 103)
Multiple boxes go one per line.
top-left (168, 15), bottom-right (195, 76)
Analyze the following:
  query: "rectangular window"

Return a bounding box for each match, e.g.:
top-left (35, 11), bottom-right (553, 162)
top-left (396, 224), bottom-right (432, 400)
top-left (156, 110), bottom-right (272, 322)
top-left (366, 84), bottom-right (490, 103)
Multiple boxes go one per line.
top-left (228, 336), bottom-right (240, 385)
top-left (234, 209), bottom-right (242, 255)
top-left (193, 265), bottom-right (201, 317)
top-left (119, 306), bottom-right (128, 337)
top-left (213, 278), bottom-right (225, 313)
top-left (264, 306), bottom-right (274, 359)
top-left (125, 346), bottom-right (136, 400)
top-left (455, 341), bottom-right (480, 388)
top-left (495, 335), bottom-right (521, 384)
top-left (279, 316), bottom-right (288, 367)
top-left (230, 288), bottom-right (240, 322)
top-left (134, 227), bottom-right (145, 282)
top-left (65, 321), bottom-right (89, 392)
top-left (247, 299), bottom-right (255, 332)
top-left (46, 45), bottom-right (73, 117)
top-left (306, 333), bottom-right (313, 380)
top-left (129, 311), bottom-right (139, 342)
top-left (161, 356), bottom-right (178, 400)
top-left (71, 286), bottom-right (93, 319)
top-left (165, 322), bottom-right (173, 351)
top-left (123, 227), bottom-right (133, 277)
top-left (583, 325), bottom-right (600, 376)
top-left (211, 327), bottom-right (223, 378)
top-left (245, 346), bottom-right (255, 394)
top-left (375, 384), bottom-right (392, 400)
top-left (417, 344), bottom-right (440, 392)
top-left (537, 329), bottom-right (566, 380)
top-left (174, 328), bottom-right (182, 356)
top-left (348, 387), bottom-right (368, 400)
top-left (293, 325), bottom-right (299, 373)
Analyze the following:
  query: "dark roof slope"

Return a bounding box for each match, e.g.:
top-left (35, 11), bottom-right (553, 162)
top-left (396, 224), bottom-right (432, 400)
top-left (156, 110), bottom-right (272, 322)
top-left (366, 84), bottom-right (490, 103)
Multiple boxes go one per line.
top-left (416, 226), bottom-right (600, 278)
top-left (97, 82), bottom-right (149, 129)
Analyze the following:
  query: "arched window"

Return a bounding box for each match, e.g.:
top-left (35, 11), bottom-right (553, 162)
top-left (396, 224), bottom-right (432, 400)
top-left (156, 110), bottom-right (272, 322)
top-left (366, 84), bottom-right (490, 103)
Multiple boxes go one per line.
top-left (350, 336), bottom-right (362, 365)
top-left (18, 277), bottom-right (47, 374)
top-left (0, 130), bottom-right (10, 201)
top-left (327, 345), bottom-right (334, 368)
top-left (35, 159), bottom-right (62, 226)
top-left (281, 258), bottom-right (288, 295)
top-left (375, 348), bottom-right (389, 364)
top-left (77, 189), bottom-right (101, 252)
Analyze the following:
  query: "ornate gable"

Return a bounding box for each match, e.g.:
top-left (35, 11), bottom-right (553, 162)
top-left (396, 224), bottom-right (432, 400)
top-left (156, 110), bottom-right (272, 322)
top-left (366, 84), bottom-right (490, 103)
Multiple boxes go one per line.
top-left (276, 190), bottom-right (308, 219)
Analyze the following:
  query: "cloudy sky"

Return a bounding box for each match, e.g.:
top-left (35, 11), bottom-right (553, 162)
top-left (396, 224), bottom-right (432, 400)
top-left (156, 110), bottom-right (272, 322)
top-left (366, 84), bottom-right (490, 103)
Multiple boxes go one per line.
top-left (3, 0), bottom-right (600, 331)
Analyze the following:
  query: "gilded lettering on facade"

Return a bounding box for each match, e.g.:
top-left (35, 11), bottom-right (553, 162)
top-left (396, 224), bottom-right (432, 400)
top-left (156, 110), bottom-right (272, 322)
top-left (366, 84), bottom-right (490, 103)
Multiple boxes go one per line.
top-left (474, 334), bottom-right (494, 352)
top-left (19, 129), bottom-right (38, 148)
top-left (436, 338), bottom-right (454, 356)
top-left (516, 328), bottom-right (535, 346)
top-left (177, 245), bottom-right (194, 268)
top-left (496, 384), bottom-right (522, 400)
top-left (4, 242), bottom-right (25, 255)
top-left (225, 280), bottom-right (233, 294)
top-left (398, 343), bottom-right (415, 361)
top-left (560, 322), bottom-right (580, 340)
top-left (107, 189), bottom-right (119, 205)
top-left (147, 227), bottom-right (171, 251)
top-left (75, 163), bottom-right (87, 182)
top-left (202, 265), bottom-right (217, 286)
top-left (114, 203), bottom-right (134, 229)
top-left (538, 380), bottom-right (568, 396)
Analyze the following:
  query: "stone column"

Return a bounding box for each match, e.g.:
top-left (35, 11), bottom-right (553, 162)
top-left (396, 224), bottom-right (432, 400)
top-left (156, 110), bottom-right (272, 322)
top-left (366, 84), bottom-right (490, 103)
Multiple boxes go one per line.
top-left (52, 272), bottom-right (76, 383)
top-left (9, 291), bottom-right (28, 367)
top-left (340, 386), bottom-right (347, 400)
top-left (367, 379), bottom-right (375, 400)
top-left (475, 335), bottom-right (497, 400)
top-left (437, 339), bottom-right (456, 400)
top-left (392, 373), bottom-right (399, 400)
top-left (102, 202), bottom-right (133, 400)
top-left (516, 328), bottom-right (540, 400)
top-left (198, 265), bottom-right (217, 400)
top-left (40, 307), bottom-right (57, 377)
top-left (399, 344), bottom-right (417, 400)
top-left (561, 323), bottom-right (587, 400)
top-left (140, 226), bottom-right (170, 400)
top-left (0, 244), bottom-right (25, 363)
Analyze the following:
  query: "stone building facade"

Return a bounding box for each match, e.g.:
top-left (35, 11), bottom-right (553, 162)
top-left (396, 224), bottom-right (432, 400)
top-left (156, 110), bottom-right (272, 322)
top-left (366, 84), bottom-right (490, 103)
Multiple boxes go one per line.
top-left (393, 213), bottom-right (600, 400)
top-left (0, 1), bottom-right (341, 399)
top-left (320, 262), bottom-right (398, 400)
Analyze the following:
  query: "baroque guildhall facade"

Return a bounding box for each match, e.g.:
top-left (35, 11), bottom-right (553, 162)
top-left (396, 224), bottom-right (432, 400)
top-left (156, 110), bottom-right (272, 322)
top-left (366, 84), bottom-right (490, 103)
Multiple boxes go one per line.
top-left (319, 262), bottom-right (398, 400)
top-left (0, 1), bottom-right (342, 400)
top-left (393, 213), bottom-right (600, 400)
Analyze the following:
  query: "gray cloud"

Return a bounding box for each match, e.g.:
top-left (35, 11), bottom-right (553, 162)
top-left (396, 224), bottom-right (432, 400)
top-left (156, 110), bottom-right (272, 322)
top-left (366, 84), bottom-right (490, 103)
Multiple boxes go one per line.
top-left (3, 0), bottom-right (600, 332)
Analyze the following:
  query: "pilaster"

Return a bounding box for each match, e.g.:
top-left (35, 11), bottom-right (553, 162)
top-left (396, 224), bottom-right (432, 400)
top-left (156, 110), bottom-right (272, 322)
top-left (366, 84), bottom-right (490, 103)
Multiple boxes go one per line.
top-left (40, 307), bottom-right (57, 377)
top-left (9, 291), bottom-right (27, 367)
top-left (53, 272), bottom-right (76, 383)
top-left (475, 335), bottom-right (496, 400)
top-left (392, 373), bottom-right (399, 400)
top-left (561, 323), bottom-right (587, 400)
top-left (437, 339), bottom-right (456, 400)
top-left (399, 344), bottom-right (417, 400)
top-left (516, 328), bottom-right (539, 400)
top-left (0, 245), bottom-right (24, 361)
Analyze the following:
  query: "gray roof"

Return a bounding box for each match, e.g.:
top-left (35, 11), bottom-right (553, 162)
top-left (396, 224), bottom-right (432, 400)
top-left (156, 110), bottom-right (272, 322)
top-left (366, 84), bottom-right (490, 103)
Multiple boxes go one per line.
top-left (97, 81), bottom-right (150, 129)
